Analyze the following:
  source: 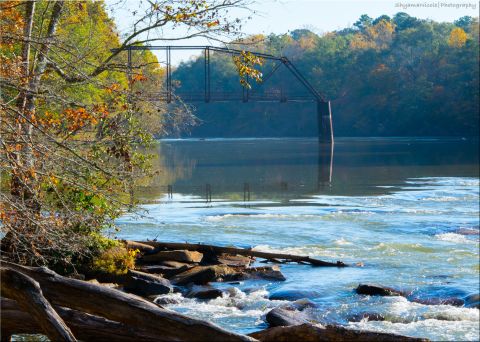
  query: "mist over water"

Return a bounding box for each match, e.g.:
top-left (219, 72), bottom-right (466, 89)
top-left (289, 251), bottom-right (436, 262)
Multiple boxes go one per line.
top-left (117, 138), bottom-right (479, 341)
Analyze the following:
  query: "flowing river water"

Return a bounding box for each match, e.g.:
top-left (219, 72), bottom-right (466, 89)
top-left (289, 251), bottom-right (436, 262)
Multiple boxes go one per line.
top-left (116, 138), bottom-right (479, 341)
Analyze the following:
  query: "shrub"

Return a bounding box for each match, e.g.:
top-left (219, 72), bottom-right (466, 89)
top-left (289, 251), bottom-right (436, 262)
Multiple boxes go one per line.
top-left (92, 242), bottom-right (139, 275)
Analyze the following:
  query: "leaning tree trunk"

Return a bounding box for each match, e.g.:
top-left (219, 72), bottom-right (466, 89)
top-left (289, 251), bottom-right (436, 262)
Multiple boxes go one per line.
top-left (1, 298), bottom-right (162, 342)
top-left (0, 267), bottom-right (76, 341)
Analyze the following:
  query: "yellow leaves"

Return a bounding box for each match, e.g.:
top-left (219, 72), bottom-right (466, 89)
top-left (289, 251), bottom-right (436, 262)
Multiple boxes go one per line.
top-left (351, 19), bottom-right (395, 51)
top-left (233, 51), bottom-right (264, 89)
top-left (206, 20), bottom-right (220, 28)
top-left (105, 83), bottom-right (120, 93)
top-left (49, 175), bottom-right (59, 186)
top-left (448, 27), bottom-right (468, 48)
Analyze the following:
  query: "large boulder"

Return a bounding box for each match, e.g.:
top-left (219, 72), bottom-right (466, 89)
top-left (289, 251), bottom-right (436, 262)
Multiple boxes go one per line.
top-left (170, 265), bottom-right (238, 285)
top-left (356, 284), bottom-right (406, 297)
top-left (266, 307), bottom-right (310, 327)
top-left (140, 250), bottom-right (203, 264)
top-left (265, 300), bottom-right (317, 327)
top-left (123, 270), bottom-right (172, 296)
top-left (250, 323), bottom-right (429, 342)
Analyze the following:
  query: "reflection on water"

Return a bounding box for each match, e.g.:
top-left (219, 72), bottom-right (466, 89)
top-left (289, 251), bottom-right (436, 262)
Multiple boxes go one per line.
top-left (118, 138), bottom-right (479, 341)
top-left (138, 137), bottom-right (478, 200)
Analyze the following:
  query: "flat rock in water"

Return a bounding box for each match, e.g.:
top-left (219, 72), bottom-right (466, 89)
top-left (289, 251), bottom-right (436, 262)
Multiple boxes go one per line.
top-left (217, 253), bottom-right (252, 267)
top-left (160, 261), bottom-right (192, 268)
top-left (356, 284), bottom-right (405, 297)
top-left (186, 285), bottom-right (223, 299)
top-left (123, 270), bottom-right (172, 296)
top-left (250, 323), bottom-right (429, 342)
top-left (241, 266), bottom-right (286, 281)
top-left (138, 264), bottom-right (192, 278)
top-left (140, 250), bottom-right (203, 264)
top-left (170, 265), bottom-right (237, 285)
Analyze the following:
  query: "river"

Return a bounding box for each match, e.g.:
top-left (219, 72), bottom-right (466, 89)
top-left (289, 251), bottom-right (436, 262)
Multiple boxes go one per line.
top-left (116, 137), bottom-right (479, 341)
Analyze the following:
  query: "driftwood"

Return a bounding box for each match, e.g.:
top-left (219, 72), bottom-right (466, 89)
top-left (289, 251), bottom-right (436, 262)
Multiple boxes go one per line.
top-left (0, 261), bottom-right (255, 342)
top-left (136, 241), bottom-right (347, 267)
top-left (0, 267), bottom-right (77, 342)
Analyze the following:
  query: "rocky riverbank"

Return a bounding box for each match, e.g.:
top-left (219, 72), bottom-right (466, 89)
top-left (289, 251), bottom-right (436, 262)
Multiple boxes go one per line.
top-left (3, 240), bottom-right (478, 341)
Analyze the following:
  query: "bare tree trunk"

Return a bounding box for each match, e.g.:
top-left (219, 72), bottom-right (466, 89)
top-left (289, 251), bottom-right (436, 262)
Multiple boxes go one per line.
top-left (11, 0), bottom-right (35, 199)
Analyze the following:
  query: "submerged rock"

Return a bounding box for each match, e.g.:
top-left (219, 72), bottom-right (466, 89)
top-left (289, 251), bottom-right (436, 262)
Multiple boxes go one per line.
top-left (411, 297), bottom-right (465, 307)
top-left (454, 228), bottom-right (479, 236)
top-left (464, 293), bottom-right (480, 309)
top-left (123, 270), bottom-right (172, 296)
top-left (347, 312), bottom-right (385, 322)
top-left (356, 284), bottom-right (406, 297)
top-left (269, 290), bottom-right (322, 301)
top-left (250, 323), bottom-right (429, 342)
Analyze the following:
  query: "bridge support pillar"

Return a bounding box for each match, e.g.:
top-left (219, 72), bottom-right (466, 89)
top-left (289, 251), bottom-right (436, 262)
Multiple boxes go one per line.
top-left (317, 100), bottom-right (334, 144)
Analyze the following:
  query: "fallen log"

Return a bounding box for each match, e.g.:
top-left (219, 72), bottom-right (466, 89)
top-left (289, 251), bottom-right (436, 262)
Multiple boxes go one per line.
top-left (0, 267), bottom-right (77, 342)
top-left (1, 298), bottom-right (160, 342)
top-left (1, 261), bottom-right (255, 342)
top-left (136, 241), bottom-right (346, 267)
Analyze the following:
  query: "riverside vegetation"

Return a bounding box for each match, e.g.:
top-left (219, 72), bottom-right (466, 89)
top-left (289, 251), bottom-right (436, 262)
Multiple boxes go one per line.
top-left (0, 0), bottom-right (478, 341)
top-left (172, 14), bottom-right (479, 137)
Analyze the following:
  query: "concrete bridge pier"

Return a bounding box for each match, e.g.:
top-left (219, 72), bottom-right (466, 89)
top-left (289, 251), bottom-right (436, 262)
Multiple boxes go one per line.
top-left (317, 100), bottom-right (334, 144)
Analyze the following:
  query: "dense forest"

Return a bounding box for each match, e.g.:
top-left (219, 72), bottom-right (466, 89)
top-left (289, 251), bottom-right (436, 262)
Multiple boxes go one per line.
top-left (172, 13), bottom-right (479, 137)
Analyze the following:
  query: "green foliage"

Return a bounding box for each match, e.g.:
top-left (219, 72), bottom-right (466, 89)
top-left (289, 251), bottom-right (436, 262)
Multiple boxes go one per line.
top-left (171, 14), bottom-right (479, 137)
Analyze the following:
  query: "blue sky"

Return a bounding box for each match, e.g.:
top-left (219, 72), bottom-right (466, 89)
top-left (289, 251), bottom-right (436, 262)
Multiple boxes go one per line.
top-left (106, 0), bottom-right (478, 63)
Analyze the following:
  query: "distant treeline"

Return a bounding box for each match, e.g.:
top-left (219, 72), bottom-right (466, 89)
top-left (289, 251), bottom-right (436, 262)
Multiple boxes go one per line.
top-left (171, 13), bottom-right (479, 137)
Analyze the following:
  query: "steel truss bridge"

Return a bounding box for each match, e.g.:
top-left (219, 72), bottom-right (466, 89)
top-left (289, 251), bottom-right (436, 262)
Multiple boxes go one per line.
top-left (113, 45), bottom-right (334, 143)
